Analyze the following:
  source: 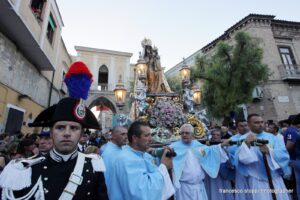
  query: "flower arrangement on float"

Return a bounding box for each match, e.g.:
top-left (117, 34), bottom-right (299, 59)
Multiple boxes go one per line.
top-left (148, 99), bottom-right (186, 143)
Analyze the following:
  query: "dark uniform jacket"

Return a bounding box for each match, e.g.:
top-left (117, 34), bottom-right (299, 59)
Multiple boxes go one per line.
top-left (10, 150), bottom-right (108, 200)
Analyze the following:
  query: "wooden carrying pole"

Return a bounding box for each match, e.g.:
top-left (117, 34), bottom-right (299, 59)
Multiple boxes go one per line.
top-left (262, 151), bottom-right (277, 200)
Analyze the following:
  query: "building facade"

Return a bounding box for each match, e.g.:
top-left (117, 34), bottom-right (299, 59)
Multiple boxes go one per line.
top-left (74, 46), bottom-right (133, 130)
top-left (0, 0), bottom-right (71, 134)
top-left (166, 14), bottom-right (300, 122)
top-left (165, 49), bottom-right (202, 78)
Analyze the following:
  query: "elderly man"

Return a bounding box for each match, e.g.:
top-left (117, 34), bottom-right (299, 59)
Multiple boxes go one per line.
top-left (235, 113), bottom-right (291, 200)
top-left (170, 123), bottom-right (230, 200)
top-left (109, 121), bottom-right (174, 200)
top-left (102, 126), bottom-right (128, 197)
top-left (0, 61), bottom-right (108, 200)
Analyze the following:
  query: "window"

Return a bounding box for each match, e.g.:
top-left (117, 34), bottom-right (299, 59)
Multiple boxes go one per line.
top-left (5, 105), bottom-right (25, 135)
top-left (30, 0), bottom-right (45, 20)
top-left (60, 70), bottom-right (67, 94)
top-left (98, 65), bottom-right (109, 91)
top-left (278, 46), bottom-right (297, 75)
top-left (61, 71), bottom-right (66, 88)
top-left (62, 71), bottom-right (66, 79)
top-left (279, 47), bottom-right (296, 65)
top-left (46, 14), bottom-right (56, 44)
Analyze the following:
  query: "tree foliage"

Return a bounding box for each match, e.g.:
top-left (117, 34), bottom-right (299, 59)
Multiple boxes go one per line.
top-left (167, 75), bottom-right (182, 94)
top-left (192, 32), bottom-right (270, 118)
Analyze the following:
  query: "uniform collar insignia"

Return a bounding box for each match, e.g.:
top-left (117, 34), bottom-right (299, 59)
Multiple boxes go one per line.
top-left (50, 149), bottom-right (78, 162)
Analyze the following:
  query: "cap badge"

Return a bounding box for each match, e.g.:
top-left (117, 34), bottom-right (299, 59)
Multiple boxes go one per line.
top-left (74, 100), bottom-right (86, 120)
top-left (42, 127), bottom-right (50, 132)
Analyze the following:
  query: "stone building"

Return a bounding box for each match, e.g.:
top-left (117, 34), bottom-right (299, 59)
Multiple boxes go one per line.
top-left (165, 49), bottom-right (202, 78)
top-left (74, 46), bottom-right (133, 130)
top-left (166, 14), bottom-right (300, 122)
top-left (0, 0), bottom-right (72, 134)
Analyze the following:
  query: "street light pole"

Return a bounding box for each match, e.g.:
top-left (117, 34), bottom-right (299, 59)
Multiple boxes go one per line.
top-left (114, 75), bottom-right (128, 126)
top-left (180, 59), bottom-right (194, 113)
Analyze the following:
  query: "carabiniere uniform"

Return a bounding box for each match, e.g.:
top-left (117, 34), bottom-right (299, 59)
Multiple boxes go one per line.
top-left (0, 150), bottom-right (108, 200)
top-left (0, 62), bottom-right (109, 200)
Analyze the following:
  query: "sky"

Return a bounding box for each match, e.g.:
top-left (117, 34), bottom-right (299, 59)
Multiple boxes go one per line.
top-left (56, 0), bottom-right (300, 71)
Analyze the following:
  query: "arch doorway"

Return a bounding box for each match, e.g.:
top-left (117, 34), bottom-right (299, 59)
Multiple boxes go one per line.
top-left (89, 96), bottom-right (116, 130)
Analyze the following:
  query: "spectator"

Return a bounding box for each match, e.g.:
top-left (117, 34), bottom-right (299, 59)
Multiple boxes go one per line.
top-left (268, 123), bottom-right (284, 146)
top-left (17, 138), bottom-right (39, 158)
top-left (221, 125), bottom-right (232, 139)
top-left (88, 132), bottom-right (100, 147)
top-left (84, 145), bottom-right (99, 154)
top-left (38, 128), bottom-right (53, 155)
top-left (77, 132), bottom-right (89, 153)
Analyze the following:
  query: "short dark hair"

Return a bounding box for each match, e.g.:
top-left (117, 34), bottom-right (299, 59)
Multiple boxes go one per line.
top-left (291, 114), bottom-right (300, 125)
top-left (247, 113), bottom-right (260, 122)
top-left (211, 128), bottom-right (221, 135)
top-left (127, 121), bottom-right (149, 143)
top-left (112, 126), bottom-right (126, 135)
top-left (269, 124), bottom-right (279, 132)
top-left (236, 119), bottom-right (247, 126)
top-left (278, 119), bottom-right (290, 127)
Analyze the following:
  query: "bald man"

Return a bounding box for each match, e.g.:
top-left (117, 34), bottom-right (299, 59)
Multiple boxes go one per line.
top-left (101, 126), bottom-right (128, 197)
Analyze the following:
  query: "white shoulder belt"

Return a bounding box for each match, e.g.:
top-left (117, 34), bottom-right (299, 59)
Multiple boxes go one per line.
top-left (59, 152), bottom-right (85, 200)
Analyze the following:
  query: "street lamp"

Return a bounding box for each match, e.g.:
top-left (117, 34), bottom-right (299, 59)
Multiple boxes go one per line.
top-left (136, 52), bottom-right (147, 82)
top-left (179, 58), bottom-right (190, 86)
top-left (180, 58), bottom-right (194, 113)
top-left (192, 84), bottom-right (202, 106)
top-left (114, 75), bottom-right (127, 110)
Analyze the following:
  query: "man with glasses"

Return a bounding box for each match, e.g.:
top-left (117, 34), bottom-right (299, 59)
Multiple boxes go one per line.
top-left (170, 123), bottom-right (230, 200)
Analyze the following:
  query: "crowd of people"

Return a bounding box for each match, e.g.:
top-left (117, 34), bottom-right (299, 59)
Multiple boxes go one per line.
top-left (0, 60), bottom-right (299, 200)
top-left (0, 112), bottom-right (299, 200)
top-left (0, 128), bottom-right (111, 173)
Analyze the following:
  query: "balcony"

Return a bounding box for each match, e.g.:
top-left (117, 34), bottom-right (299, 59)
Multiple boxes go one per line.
top-left (98, 84), bottom-right (108, 91)
top-left (278, 64), bottom-right (300, 81)
top-left (0, 0), bottom-right (54, 71)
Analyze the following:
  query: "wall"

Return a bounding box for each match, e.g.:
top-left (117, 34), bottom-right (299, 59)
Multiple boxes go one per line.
top-left (0, 82), bottom-right (43, 134)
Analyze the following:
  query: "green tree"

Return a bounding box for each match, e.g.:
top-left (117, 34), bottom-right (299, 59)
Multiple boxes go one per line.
top-left (192, 32), bottom-right (270, 118)
top-left (129, 80), bottom-right (135, 94)
top-left (167, 75), bottom-right (182, 94)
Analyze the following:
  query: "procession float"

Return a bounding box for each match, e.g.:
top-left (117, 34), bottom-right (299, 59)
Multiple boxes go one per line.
top-left (128, 38), bottom-right (209, 146)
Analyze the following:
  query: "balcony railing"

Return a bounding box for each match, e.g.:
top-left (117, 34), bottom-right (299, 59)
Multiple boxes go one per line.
top-left (278, 64), bottom-right (300, 81)
top-left (98, 84), bottom-right (108, 91)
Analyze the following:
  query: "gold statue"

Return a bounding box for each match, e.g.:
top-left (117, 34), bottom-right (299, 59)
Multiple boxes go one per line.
top-left (141, 39), bottom-right (172, 93)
